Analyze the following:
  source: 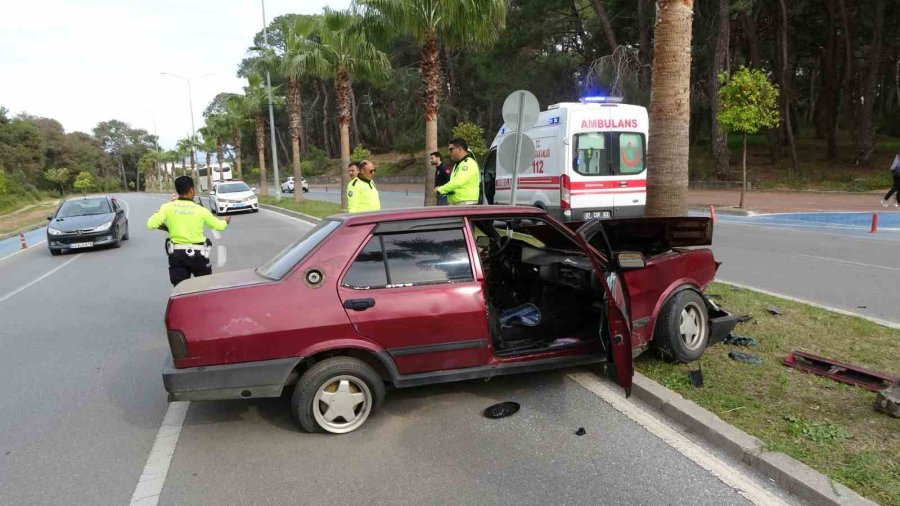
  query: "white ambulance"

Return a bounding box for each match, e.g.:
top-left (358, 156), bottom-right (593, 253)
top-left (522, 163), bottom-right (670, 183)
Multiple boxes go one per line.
top-left (482, 97), bottom-right (648, 221)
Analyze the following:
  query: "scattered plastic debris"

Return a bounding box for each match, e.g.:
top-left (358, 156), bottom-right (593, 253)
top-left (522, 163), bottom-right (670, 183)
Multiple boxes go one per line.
top-left (874, 383), bottom-right (899, 418)
top-left (483, 401), bottom-right (520, 419)
top-left (729, 351), bottom-right (762, 364)
top-left (575, 428), bottom-right (586, 436)
top-left (784, 351), bottom-right (897, 392)
top-left (736, 314), bottom-right (754, 324)
top-left (689, 367), bottom-right (704, 388)
top-left (857, 305), bottom-right (867, 309)
top-left (723, 334), bottom-right (759, 347)
top-left (767, 305), bottom-right (782, 315)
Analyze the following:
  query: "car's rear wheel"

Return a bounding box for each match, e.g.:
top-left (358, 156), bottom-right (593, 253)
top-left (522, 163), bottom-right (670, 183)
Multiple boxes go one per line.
top-left (292, 357), bottom-right (384, 434)
top-left (654, 290), bottom-right (709, 363)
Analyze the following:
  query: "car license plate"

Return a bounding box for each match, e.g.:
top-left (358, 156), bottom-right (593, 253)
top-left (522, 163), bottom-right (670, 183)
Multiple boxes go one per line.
top-left (232, 203), bottom-right (246, 208)
top-left (583, 211), bottom-right (611, 219)
top-left (70, 242), bottom-right (93, 248)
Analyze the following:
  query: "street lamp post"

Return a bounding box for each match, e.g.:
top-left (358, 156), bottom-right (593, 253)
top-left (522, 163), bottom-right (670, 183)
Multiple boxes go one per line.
top-left (161, 72), bottom-right (212, 189)
top-left (261, 0), bottom-right (281, 200)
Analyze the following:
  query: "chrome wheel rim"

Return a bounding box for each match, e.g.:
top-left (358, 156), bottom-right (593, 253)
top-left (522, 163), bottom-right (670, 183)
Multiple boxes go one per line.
top-left (679, 301), bottom-right (707, 351)
top-left (313, 375), bottom-right (372, 434)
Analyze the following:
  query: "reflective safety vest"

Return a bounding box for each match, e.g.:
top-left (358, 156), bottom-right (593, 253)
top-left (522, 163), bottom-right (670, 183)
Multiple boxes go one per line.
top-left (347, 178), bottom-right (381, 213)
top-left (437, 154), bottom-right (480, 204)
top-left (146, 198), bottom-right (227, 244)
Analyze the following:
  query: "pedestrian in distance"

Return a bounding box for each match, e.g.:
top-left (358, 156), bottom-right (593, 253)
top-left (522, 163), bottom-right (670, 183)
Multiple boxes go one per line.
top-left (431, 151), bottom-right (451, 206)
top-left (436, 138), bottom-right (481, 205)
top-left (882, 152), bottom-right (900, 207)
top-left (347, 160), bottom-right (381, 213)
top-left (147, 176), bottom-right (230, 286)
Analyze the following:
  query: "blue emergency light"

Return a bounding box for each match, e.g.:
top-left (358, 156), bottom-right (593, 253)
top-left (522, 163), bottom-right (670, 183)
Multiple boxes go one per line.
top-left (580, 96), bottom-right (624, 104)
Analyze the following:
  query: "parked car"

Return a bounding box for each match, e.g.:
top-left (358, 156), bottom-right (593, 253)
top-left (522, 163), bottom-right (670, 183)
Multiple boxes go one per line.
top-left (281, 176), bottom-right (309, 193)
top-left (209, 181), bottom-right (258, 214)
top-left (162, 207), bottom-right (737, 434)
top-left (46, 195), bottom-right (129, 255)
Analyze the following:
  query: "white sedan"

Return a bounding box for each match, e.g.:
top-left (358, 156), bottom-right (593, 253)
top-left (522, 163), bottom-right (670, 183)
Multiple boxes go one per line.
top-left (281, 176), bottom-right (309, 193)
top-left (209, 181), bottom-right (258, 214)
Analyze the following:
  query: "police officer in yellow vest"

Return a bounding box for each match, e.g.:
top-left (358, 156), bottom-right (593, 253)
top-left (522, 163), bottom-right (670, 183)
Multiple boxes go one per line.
top-left (435, 137), bottom-right (480, 205)
top-left (147, 176), bottom-right (230, 286)
top-left (347, 160), bottom-right (381, 213)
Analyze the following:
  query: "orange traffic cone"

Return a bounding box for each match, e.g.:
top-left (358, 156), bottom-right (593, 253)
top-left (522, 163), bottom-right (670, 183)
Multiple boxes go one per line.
top-left (709, 205), bottom-right (717, 224)
top-left (19, 233), bottom-right (27, 249)
top-left (870, 213), bottom-right (878, 234)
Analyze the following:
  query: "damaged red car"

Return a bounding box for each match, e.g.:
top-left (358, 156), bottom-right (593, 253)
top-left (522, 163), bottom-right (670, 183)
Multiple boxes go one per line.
top-left (163, 206), bottom-right (738, 433)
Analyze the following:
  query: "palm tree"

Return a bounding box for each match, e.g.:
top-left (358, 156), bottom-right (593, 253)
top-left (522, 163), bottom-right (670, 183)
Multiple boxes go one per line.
top-left (302, 10), bottom-right (390, 210)
top-left (259, 16), bottom-right (321, 203)
top-left (644, 0), bottom-right (695, 216)
top-left (205, 114), bottom-right (229, 177)
top-left (233, 75), bottom-right (278, 197)
top-left (175, 138), bottom-right (192, 177)
top-left (222, 97), bottom-right (247, 180)
top-left (357, 0), bottom-right (507, 205)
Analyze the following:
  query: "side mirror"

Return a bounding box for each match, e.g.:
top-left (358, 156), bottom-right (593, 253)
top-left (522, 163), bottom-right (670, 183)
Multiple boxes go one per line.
top-left (617, 251), bottom-right (645, 270)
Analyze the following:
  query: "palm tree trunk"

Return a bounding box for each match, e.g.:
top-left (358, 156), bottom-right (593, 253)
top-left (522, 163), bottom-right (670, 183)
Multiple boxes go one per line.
top-left (337, 67), bottom-right (352, 211)
top-left (232, 127), bottom-right (243, 180)
top-left (422, 32), bottom-right (440, 206)
top-left (318, 79), bottom-right (332, 157)
top-left (206, 151), bottom-right (212, 193)
top-left (256, 113), bottom-right (268, 197)
top-left (645, 0), bottom-right (694, 217)
top-left (289, 77), bottom-right (305, 203)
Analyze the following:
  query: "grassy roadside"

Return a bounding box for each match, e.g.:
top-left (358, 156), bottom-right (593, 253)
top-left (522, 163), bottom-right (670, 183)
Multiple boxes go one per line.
top-left (636, 282), bottom-right (899, 505)
top-left (258, 196), bottom-right (341, 219)
top-left (0, 199), bottom-right (60, 236)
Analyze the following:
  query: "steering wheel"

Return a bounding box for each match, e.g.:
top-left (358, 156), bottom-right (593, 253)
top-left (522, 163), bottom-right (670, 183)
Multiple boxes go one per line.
top-left (488, 228), bottom-right (513, 258)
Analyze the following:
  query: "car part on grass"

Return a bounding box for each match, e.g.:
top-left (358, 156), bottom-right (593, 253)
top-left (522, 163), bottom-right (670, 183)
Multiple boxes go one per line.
top-left (729, 351), bottom-right (762, 364)
top-left (723, 334), bottom-right (758, 347)
top-left (736, 314), bottom-right (754, 324)
top-left (689, 367), bottom-right (704, 388)
top-left (767, 305), bottom-right (782, 315)
top-left (783, 351), bottom-right (897, 392)
top-left (483, 401), bottom-right (520, 419)
top-left (873, 383), bottom-right (899, 418)
top-left (575, 427), bottom-right (586, 436)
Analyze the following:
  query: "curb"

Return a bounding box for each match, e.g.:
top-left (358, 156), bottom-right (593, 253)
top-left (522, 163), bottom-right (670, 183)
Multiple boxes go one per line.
top-left (630, 372), bottom-right (877, 506)
top-left (258, 204), bottom-right (323, 224)
top-left (689, 206), bottom-right (756, 217)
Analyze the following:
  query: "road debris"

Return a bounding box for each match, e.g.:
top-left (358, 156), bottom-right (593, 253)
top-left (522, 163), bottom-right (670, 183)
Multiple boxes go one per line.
top-left (723, 334), bottom-right (759, 347)
top-left (874, 383), bottom-right (899, 418)
top-left (575, 427), bottom-right (586, 436)
top-left (483, 401), bottom-right (520, 419)
top-left (736, 314), bottom-right (754, 324)
top-left (783, 351), bottom-right (897, 392)
top-left (729, 351), bottom-right (763, 364)
top-left (689, 367), bottom-right (704, 388)
top-left (766, 305), bottom-right (782, 315)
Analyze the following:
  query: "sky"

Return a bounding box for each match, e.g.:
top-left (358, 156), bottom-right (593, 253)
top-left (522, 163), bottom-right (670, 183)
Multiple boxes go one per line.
top-left (0, 0), bottom-right (350, 149)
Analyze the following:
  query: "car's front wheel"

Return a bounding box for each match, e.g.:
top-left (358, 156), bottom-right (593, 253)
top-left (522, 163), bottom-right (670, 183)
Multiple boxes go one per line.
top-left (49, 248), bottom-right (61, 256)
top-left (291, 357), bottom-right (384, 434)
top-left (654, 290), bottom-right (710, 363)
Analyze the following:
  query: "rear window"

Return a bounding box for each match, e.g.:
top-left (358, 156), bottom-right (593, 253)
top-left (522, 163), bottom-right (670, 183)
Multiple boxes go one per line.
top-left (573, 132), bottom-right (646, 176)
top-left (257, 220), bottom-right (341, 280)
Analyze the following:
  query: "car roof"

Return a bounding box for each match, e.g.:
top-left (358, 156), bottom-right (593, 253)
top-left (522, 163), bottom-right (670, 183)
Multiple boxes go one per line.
top-left (334, 205), bottom-right (546, 226)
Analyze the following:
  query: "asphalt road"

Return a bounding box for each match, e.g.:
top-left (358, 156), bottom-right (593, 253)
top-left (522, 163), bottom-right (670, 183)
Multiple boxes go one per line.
top-left (711, 215), bottom-right (900, 326)
top-left (0, 194), bottom-right (799, 505)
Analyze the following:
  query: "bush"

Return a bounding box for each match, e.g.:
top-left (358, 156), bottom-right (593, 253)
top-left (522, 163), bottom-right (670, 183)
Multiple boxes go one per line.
top-left (304, 147), bottom-right (329, 175)
top-left (452, 122), bottom-right (488, 160)
top-left (351, 145), bottom-right (371, 161)
top-left (0, 169), bottom-right (9, 194)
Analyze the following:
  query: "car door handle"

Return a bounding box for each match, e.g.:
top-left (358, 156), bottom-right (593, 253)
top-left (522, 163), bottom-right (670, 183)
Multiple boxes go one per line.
top-left (343, 298), bottom-right (376, 311)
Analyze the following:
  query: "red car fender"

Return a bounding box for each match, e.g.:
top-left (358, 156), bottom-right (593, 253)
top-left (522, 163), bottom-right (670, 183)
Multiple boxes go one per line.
top-left (648, 280), bottom-right (705, 340)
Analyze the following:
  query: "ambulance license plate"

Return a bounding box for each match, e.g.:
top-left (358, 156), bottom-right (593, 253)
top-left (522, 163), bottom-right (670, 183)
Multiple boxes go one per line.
top-left (584, 211), bottom-right (611, 219)
top-left (70, 242), bottom-right (93, 248)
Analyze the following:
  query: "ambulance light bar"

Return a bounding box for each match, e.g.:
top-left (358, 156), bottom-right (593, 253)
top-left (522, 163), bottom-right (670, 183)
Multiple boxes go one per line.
top-left (581, 96), bottom-right (624, 104)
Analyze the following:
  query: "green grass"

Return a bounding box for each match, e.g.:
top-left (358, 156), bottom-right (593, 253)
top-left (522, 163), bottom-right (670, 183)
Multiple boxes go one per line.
top-left (636, 282), bottom-right (900, 505)
top-left (258, 196), bottom-right (341, 219)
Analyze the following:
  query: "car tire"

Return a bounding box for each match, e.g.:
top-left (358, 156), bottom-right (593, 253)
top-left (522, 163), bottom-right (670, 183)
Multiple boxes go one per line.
top-left (122, 224), bottom-right (129, 240)
top-left (291, 357), bottom-right (385, 434)
top-left (654, 290), bottom-right (709, 363)
top-left (49, 248), bottom-right (61, 256)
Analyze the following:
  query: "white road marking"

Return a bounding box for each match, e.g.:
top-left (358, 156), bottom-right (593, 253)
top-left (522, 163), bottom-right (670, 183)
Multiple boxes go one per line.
top-left (0, 237), bottom-right (48, 262)
top-left (216, 245), bottom-right (227, 267)
top-left (568, 373), bottom-right (790, 506)
top-left (715, 279), bottom-right (900, 329)
top-left (793, 252), bottom-right (900, 273)
top-left (129, 401), bottom-right (190, 506)
top-left (0, 255), bottom-right (79, 304)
